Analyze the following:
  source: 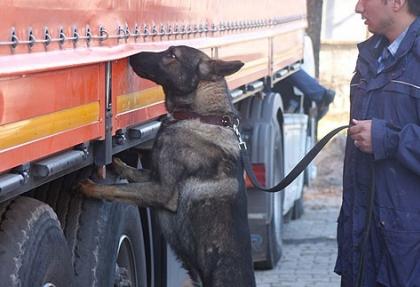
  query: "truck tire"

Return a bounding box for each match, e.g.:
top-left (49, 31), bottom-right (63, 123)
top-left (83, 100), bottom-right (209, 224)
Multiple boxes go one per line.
top-left (0, 196), bottom-right (73, 287)
top-left (251, 134), bottom-right (284, 270)
top-left (34, 169), bottom-right (148, 287)
top-left (238, 92), bottom-right (285, 270)
top-left (67, 198), bottom-right (148, 287)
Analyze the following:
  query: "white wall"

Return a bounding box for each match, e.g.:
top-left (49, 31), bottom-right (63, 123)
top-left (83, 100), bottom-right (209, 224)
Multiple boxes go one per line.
top-left (322, 0), bottom-right (368, 43)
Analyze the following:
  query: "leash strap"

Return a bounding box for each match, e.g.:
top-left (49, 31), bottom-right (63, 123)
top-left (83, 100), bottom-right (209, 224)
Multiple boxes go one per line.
top-left (240, 124), bottom-right (349, 192)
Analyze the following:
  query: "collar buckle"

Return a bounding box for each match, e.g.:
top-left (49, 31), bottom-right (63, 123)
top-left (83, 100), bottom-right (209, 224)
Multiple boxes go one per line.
top-left (221, 115), bottom-right (233, 127)
top-left (232, 119), bottom-right (247, 150)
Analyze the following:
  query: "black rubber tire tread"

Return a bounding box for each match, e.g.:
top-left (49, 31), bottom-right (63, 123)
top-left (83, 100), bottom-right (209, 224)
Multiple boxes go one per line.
top-left (33, 167), bottom-right (91, 233)
top-left (68, 199), bottom-right (147, 287)
top-left (0, 196), bottom-right (73, 287)
top-left (0, 199), bottom-right (11, 223)
top-left (34, 167), bottom-right (148, 287)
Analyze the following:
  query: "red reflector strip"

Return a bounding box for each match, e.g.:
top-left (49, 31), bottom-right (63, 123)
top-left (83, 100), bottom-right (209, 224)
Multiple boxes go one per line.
top-left (245, 163), bottom-right (266, 188)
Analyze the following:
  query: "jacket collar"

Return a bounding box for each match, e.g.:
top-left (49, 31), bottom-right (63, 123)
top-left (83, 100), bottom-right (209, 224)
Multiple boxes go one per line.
top-left (392, 16), bottom-right (420, 62)
top-left (357, 17), bottom-right (420, 75)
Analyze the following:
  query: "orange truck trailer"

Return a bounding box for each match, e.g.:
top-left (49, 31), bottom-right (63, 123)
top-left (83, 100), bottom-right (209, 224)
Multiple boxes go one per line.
top-left (0, 1), bottom-right (314, 286)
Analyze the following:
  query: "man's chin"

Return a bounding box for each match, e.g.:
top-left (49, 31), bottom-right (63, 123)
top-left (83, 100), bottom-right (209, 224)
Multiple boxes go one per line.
top-left (366, 26), bottom-right (376, 35)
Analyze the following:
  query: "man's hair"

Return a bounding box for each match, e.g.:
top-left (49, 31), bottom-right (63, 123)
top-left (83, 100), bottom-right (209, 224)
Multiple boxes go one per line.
top-left (407, 0), bottom-right (420, 16)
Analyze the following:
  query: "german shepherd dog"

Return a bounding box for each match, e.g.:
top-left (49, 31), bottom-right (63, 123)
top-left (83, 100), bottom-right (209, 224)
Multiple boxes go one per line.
top-left (78, 45), bottom-right (256, 286)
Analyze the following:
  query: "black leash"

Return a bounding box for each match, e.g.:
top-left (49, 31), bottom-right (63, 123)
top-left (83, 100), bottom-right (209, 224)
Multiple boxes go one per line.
top-left (237, 124), bottom-right (349, 192)
top-left (169, 112), bottom-right (348, 192)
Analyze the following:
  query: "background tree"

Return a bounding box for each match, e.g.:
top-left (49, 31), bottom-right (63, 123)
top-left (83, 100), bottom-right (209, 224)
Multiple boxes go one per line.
top-left (306, 0), bottom-right (324, 78)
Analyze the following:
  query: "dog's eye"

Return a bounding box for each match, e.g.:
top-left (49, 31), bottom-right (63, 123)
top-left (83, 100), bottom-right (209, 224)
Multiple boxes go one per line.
top-left (167, 48), bottom-right (177, 59)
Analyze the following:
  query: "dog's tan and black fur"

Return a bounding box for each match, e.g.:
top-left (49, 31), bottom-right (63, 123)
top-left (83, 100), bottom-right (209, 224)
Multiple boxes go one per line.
top-left (79, 46), bottom-right (256, 286)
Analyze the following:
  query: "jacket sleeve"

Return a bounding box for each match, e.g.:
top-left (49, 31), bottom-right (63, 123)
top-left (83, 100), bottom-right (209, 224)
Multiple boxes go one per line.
top-left (372, 118), bottom-right (420, 175)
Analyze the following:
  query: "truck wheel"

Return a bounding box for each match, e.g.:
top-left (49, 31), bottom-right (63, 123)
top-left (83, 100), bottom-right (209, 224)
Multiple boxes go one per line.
top-left (62, 196), bottom-right (147, 287)
top-left (254, 135), bottom-right (284, 270)
top-left (0, 196), bottom-right (73, 287)
top-left (34, 169), bottom-right (148, 287)
top-left (239, 93), bottom-right (285, 270)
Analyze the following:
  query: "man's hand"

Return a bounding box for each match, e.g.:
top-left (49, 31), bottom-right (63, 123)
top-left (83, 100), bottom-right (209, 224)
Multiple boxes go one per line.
top-left (349, 119), bottom-right (372, 153)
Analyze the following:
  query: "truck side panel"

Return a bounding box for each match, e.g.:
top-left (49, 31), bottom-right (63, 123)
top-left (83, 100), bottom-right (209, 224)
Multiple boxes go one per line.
top-left (0, 64), bottom-right (105, 172)
top-left (272, 29), bottom-right (305, 73)
top-left (221, 38), bottom-right (270, 89)
top-left (112, 59), bottom-right (166, 132)
top-left (0, 0), bottom-right (306, 194)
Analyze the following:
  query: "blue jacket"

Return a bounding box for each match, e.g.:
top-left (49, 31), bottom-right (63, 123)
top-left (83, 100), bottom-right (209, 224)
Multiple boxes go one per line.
top-left (335, 17), bottom-right (420, 287)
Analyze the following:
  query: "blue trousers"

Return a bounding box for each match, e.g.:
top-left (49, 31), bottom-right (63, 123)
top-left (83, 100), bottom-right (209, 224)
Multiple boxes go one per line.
top-left (285, 69), bottom-right (326, 103)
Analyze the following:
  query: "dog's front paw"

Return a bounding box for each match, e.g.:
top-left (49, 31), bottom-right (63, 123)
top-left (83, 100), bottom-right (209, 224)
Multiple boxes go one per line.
top-left (77, 179), bottom-right (99, 198)
top-left (112, 157), bottom-right (129, 176)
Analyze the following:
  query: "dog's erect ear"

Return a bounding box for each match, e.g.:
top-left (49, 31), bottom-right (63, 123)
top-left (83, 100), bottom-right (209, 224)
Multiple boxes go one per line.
top-left (198, 59), bottom-right (244, 81)
top-left (212, 60), bottom-right (244, 76)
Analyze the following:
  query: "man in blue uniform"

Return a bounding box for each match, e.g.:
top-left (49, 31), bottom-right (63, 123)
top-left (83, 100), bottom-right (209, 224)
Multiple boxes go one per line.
top-left (335, 0), bottom-right (420, 286)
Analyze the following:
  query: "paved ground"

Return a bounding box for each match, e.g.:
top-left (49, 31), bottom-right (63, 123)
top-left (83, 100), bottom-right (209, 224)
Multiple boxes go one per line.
top-left (255, 202), bottom-right (341, 287)
top-left (255, 135), bottom-right (346, 287)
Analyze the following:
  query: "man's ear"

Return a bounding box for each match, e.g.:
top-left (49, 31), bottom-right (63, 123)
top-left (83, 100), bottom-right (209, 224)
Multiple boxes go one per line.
top-left (392, 0), bottom-right (407, 12)
top-left (198, 59), bottom-right (244, 81)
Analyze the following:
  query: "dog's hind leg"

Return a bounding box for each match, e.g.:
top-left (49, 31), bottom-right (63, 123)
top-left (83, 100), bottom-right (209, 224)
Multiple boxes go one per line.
top-left (113, 157), bottom-right (151, 182)
top-left (182, 271), bottom-right (202, 287)
top-left (183, 264), bottom-right (202, 287)
top-left (204, 266), bottom-right (256, 287)
top-left (77, 179), bottom-right (178, 212)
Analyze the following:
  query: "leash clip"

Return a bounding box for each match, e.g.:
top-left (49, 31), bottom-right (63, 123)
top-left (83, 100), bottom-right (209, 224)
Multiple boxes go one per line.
top-left (232, 119), bottom-right (247, 150)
